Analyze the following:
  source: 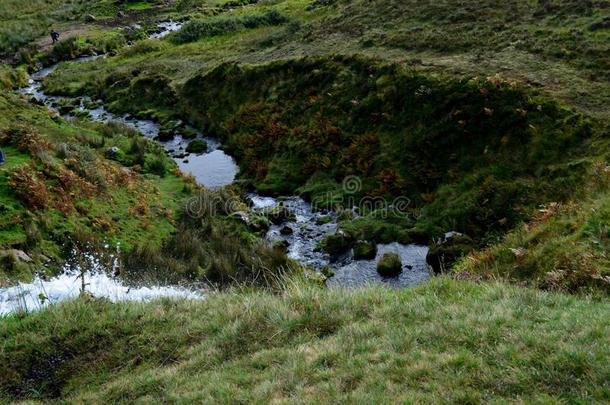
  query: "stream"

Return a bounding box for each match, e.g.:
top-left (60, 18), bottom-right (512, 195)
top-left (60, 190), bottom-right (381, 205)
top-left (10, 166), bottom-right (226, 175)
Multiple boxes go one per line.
top-left (1, 20), bottom-right (430, 314)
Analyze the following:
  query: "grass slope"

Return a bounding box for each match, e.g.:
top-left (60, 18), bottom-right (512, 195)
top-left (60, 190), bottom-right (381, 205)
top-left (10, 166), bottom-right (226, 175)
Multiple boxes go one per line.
top-left (1, 278), bottom-right (609, 402)
top-left (0, 90), bottom-right (291, 285)
top-left (0, 90), bottom-right (188, 278)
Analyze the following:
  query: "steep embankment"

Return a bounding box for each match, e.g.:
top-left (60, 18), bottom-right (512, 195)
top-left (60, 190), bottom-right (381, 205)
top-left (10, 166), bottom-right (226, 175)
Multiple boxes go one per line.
top-left (0, 87), bottom-right (289, 285)
top-left (1, 278), bottom-right (609, 402)
top-left (178, 57), bottom-right (610, 292)
top-left (0, 89), bottom-right (188, 278)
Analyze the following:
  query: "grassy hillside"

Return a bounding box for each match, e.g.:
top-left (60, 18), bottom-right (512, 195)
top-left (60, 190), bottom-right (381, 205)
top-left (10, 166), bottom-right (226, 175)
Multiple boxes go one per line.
top-left (31, 0), bottom-right (609, 291)
top-left (1, 278), bottom-right (609, 402)
top-left (0, 90), bottom-right (184, 277)
top-left (0, 89), bottom-right (290, 284)
top-left (0, 1), bottom-right (609, 402)
top-left (0, 0), bottom-right (170, 57)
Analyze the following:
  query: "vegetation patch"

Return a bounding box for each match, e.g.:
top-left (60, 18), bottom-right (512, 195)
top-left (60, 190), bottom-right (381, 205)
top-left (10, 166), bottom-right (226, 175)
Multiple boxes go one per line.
top-left (180, 56), bottom-right (592, 244)
top-left (376, 252), bottom-right (402, 276)
top-left (353, 240), bottom-right (377, 260)
top-left (2, 278), bottom-right (609, 402)
top-left (185, 139), bottom-right (207, 153)
top-left (169, 10), bottom-right (289, 44)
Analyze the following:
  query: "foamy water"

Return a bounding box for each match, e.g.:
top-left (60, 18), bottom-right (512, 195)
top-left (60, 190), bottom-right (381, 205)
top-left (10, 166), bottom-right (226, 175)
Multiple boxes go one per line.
top-left (0, 271), bottom-right (202, 316)
top-left (0, 251), bottom-right (202, 316)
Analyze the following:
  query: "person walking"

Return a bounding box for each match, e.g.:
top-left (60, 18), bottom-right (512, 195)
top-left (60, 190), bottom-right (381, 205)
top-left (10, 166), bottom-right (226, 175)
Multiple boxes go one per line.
top-left (0, 149), bottom-right (5, 165)
top-left (51, 30), bottom-right (60, 44)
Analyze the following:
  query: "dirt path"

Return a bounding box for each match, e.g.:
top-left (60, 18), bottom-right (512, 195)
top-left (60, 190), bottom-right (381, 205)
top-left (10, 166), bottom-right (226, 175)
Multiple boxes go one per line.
top-left (34, 26), bottom-right (90, 53)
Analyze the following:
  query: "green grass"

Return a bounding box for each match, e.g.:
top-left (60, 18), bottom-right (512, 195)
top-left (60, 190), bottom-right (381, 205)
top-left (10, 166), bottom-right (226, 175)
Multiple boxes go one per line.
top-left (126, 1), bottom-right (156, 11)
top-left (0, 91), bottom-right (187, 277)
top-left (458, 169), bottom-right (610, 294)
top-left (0, 146), bottom-right (32, 247)
top-left (1, 278), bottom-right (609, 402)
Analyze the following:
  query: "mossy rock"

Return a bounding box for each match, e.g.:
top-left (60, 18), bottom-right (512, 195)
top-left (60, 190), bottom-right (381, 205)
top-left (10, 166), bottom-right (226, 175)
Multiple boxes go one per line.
top-left (264, 206), bottom-right (295, 225)
top-left (280, 225), bottom-right (293, 235)
top-left (377, 252), bottom-right (402, 277)
top-left (249, 215), bottom-right (270, 233)
top-left (186, 139), bottom-right (208, 154)
top-left (353, 240), bottom-right (377, 260)
top-left (426, 233), bottom-right (476, 274)
top-left (156, 129), bottom-right (175, 142)
top-left (181, 127), bottom-right (199, 139)
top-left (321, 232), bottom-right (354, 255)
top-left (315, 215), bottom-right (332, 225)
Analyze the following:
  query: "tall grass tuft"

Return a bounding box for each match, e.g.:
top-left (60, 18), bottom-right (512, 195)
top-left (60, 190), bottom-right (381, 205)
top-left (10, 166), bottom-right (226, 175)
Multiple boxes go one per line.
top-left (169, 11), bottom-right (289, 44)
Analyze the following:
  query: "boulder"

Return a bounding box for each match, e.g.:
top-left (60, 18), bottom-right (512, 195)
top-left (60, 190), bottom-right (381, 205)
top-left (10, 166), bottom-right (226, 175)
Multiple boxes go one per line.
top-left (377, 252), bottom-right (402, 277)
top-left (426, 232), bottom-right (476, 274)
top-left (106, 146), bottom-right (121, 157)
top-left (185, 139), bottom-right (208, 154)
top-left (155, 129), bottom-right (175, 142)
top-left (280, 225), bottom-right (293, 235)
top-left (321, 231), bottom-right (354, 255)
top-left (353, 240), bottom-right (377, 260)
top-left (0, 249), bottom-right (33, 263)
top-left (264, 206), bottom-right (295, 225)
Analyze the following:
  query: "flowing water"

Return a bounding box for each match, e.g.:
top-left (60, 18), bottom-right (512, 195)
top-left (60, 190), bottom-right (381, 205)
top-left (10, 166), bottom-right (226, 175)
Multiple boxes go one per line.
top-left (0, 250), bottom-right (201, 315)
top-left (1, 21), bottom-right (430, 314)
top-left (249, 196), bottom-right (430, 287)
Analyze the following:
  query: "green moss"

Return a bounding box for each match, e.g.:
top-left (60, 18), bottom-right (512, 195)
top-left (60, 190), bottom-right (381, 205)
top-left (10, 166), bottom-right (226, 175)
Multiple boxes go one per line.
top-left (321, 232), bottom-right (353, 255)
top-left (353, 240), bottom-right (377, 260)
top-left (376, 252), bottom-right (402, 277)
top-left (315, 215), bottom-right (332, 225)
top-left (185, 139), bottom-right (208, 153)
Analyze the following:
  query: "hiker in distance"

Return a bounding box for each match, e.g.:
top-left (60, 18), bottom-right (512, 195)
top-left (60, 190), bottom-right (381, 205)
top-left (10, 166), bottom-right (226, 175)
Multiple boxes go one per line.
top-left (51, 30), bottom-right (60, 44)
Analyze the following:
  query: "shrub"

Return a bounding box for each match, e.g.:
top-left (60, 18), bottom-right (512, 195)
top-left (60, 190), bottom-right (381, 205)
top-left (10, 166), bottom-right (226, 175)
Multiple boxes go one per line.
top-left (222, 0), bottom-right (258, 9)
top-left (119, 39), bottom-right (165, 58)
top-left (143, 153), bottom-right (168, 177)
top-left (9, 165), bottom-right (50, 210)
top-left (377, 252), bottom-right (402, 277)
